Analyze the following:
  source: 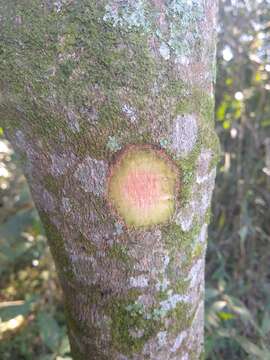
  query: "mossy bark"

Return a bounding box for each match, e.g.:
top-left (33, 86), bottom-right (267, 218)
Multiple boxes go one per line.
top-left (0, 0), bottom-right (219, 359)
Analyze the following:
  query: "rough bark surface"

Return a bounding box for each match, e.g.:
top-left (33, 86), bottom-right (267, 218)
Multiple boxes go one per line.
top-left (0, 1), bottom-right (219, 359)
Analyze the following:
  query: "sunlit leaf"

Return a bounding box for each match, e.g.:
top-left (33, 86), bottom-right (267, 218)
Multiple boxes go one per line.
top-left (0, 315), bottom-right (26, 340)
top-left (218, 311), bottom-right (236, 321)
top-left (212, 301), bottom-right (227, 311)
top-left (217, 101), bottom-right (228, 121)
top-left (58, 334), bottom-right (71, 355)
top-left (225, 78), bottom-right (233, 86)
top-left (223, 120), bottom-right (231, 129)
top-left (261, 119), bottom-right (270, 127)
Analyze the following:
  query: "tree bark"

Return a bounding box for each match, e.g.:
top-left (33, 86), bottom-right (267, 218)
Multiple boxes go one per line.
top-left (0, 1), bottom-right (219, 359)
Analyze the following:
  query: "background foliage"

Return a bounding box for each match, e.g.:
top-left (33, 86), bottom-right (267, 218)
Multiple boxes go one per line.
top-left (0, 0), bottom-right (270, 359)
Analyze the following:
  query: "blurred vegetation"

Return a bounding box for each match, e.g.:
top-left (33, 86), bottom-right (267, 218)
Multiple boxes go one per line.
top-left (0, 0), bottom-right (270, 359)
top-left (206, 0), bottom-right (270, 359)
top-left (0, 141), bottom-right (71, 359)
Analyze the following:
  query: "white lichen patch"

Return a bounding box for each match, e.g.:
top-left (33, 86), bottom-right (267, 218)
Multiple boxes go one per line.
top-left (176, 167), bottom-right (216, 230)
top-left (114, 221), bottom-right (123, 235)
top-left (196, 149), bottom-right (213, 184)
top-left (196, 168), bottom-right (216, 218)
top-left (66, 109), bottom-right (80, 133)
top-left (155, 278), bottom-right (170, 292)
top-left (157, 331), bottom-right (167, 347)
top-left (187, 258), bottom-right (204, 289)
top-left (106, 136), bottom-right (121, 152)
top-left (171, 331), bottom-right (187, 353)
top-left (197, 223), bottom-right (208, 243)
top-left (61, 197), bottom-right (72, 213)
top-left (122, 104), bottom-right (137, 123)
top-left (159, 138), bottom-right (169, 149)
top-left (129, 275), bottom-right (149, 288)
top-left (175, 55), bottom-right (190, 66)
top-left (180, 354), bottom-right (189, 360)
top-left (175, 201), bottom-right (196, 232)
top-left (166, 0), bottom-right (205, 59)
top-left (171, 114), bottom-right (198, 158)
top-left (102, 0), bottom-right (206, 64)
top-left (50, 152), bottom-right (77, 176)
top-left (159, 42), bottom-right (170, 60)
top-left (74, 157), bottom-right (108, 196)
top-left (161, 254), bottom-right (170, 272)
top-left (103, 1), bottom-right (148, 29)
top-left (129, 328), bottom-right (145, 339)
top-left (54, 1), bottom-right (63, 13)
top-left (159, 293), bottom-right (189, 313)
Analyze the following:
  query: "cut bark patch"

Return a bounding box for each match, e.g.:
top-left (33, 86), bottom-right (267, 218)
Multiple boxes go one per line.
top-left (107, 145), bottom-right (179, 228)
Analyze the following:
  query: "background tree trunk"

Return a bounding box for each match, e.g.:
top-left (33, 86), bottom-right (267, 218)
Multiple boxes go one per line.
top-left (0, 1), bottom-right (219, 359)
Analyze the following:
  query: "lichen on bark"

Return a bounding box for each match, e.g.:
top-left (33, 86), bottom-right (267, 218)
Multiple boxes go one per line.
top-left (0, 0), bottom-right (219, 358)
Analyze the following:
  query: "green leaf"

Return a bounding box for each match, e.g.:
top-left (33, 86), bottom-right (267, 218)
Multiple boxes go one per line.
top-left (37, 312), bottom-right (61, 352)
top-left (216, 101), bottom-right (228, 121)
top-left (0, 298), bottom-right (35, 321)
top-left (235, 336), bottom-right (266, 359)
top-left (58, 334), bottom-right (71, 355)
top-left (261, 312), bottom-right (270, 336)
top-left (218, 311), bottom-right (236, 321)
top-left (223, 120), bottom-right (231, 129)
top-left (205, 287), bottom-right (220, 301)
top-left (261, 119), bottom-right (270, 127)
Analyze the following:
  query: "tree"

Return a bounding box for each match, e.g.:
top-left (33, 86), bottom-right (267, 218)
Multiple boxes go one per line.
top-left (0, 1), bottom-right (219, 359)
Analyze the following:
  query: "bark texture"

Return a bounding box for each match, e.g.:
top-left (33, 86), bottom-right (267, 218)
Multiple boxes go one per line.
top-left (0, 1), bottom-right (219, 359)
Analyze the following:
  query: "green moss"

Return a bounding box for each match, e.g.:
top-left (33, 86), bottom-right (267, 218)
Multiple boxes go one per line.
top-left (173, 279), bottom-right (190, 295)
top-left (175, 87), bottom-right (214, 122)
top-left (75, 233), bottom-right (97, 256)
top-left (107, 243), bottom-right (130, 264)
top-left (109, 297), bottom-right (162, 355)
top-left (0, 0), bottom-right (159, 155)
top-left (164, 222), bottom-right (199, 252)
top-left (170, 301), bottom-right (192, 335)
top-left (178, 147), bottom-right (199, 205)
top-left (156, 288), bottom-right (169, 301)
top-left (205, 208), bottom-right (212, 225)
top-left (0, 1), bottom-right (219, 180)
top-left (43, 174), bottom-right (60, 195)
top-left (164, 221), bottom-right (203, 288)
top-left (199, 350), bottom-right (205, 360)
top-left (39, 211), bottom-right (75, 281)
top-left (192, 242), bottom-right (204, 258)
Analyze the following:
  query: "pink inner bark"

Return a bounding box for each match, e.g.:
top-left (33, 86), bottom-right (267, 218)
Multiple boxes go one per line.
top-left (122, 170), bottom-right (162, 211)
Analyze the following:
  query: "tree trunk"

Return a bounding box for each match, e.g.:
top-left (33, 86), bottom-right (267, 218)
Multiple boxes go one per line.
top-left (0, 1), bottom-right (219, 359)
